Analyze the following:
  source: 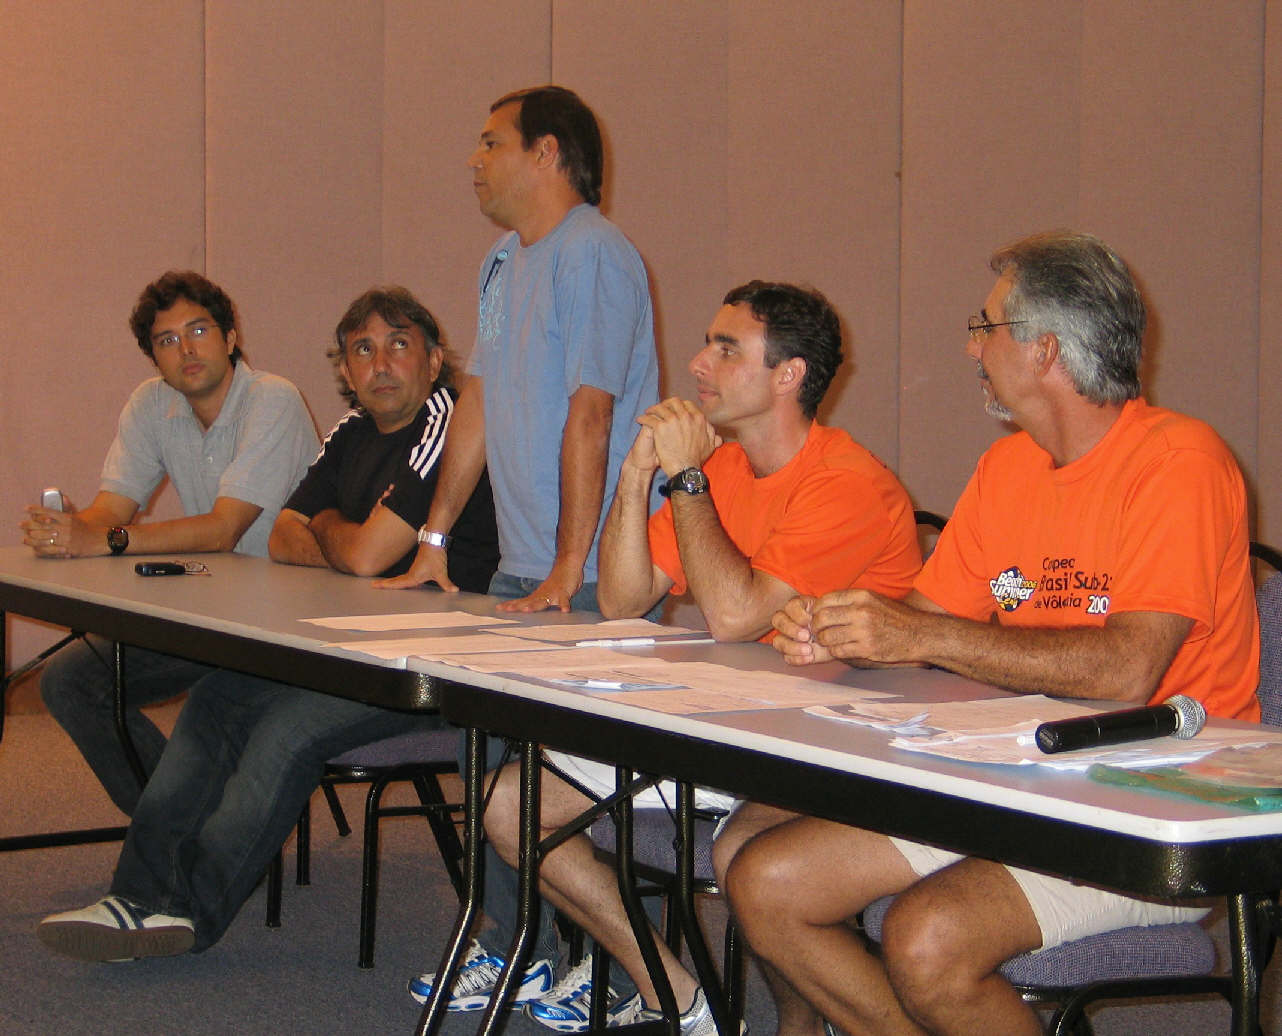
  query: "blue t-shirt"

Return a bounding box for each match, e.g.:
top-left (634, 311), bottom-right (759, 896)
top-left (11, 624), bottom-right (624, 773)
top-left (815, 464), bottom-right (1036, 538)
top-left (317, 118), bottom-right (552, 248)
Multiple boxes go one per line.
top-left (469, 204), bottom-right (659, 582)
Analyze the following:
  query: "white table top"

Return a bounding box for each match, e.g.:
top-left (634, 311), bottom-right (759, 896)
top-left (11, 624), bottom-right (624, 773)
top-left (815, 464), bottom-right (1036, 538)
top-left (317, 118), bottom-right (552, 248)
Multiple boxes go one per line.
top-left (2, 544), bottom-right (1277, 894)
top-left (411, 643), bottom-right (1282, 896)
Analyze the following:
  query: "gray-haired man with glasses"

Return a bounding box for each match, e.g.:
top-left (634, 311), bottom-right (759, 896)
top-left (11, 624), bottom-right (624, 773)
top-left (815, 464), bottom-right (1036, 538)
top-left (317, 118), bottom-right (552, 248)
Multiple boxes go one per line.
top-left (721, 230), bottom-right (1259, 1036)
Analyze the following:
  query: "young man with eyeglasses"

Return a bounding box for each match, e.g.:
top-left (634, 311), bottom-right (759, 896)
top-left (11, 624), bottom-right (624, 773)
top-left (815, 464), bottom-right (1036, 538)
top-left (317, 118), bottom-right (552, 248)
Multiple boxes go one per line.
top-left (20, 270), bottom-right (317, 817)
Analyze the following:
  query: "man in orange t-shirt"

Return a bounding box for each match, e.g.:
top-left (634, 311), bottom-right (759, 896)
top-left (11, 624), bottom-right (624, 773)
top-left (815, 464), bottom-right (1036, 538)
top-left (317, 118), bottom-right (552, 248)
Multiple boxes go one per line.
top-left (486, 281), bottom-right (922, 1032)
top-left (727, 232), bottom-right (1259, 1036)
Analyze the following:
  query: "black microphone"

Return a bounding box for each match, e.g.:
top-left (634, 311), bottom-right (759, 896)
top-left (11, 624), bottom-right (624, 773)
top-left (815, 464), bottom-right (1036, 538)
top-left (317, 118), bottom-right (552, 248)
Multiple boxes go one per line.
top-left (1034, 694), bottom-right (1207, 754)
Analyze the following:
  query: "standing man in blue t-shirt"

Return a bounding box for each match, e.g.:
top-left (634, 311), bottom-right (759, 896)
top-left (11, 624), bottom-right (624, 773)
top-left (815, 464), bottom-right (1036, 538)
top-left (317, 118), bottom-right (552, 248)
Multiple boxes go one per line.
top-left (387, 85), bottom-right (660, 1018)
top-left (382, 85), bottom-right (658, 615)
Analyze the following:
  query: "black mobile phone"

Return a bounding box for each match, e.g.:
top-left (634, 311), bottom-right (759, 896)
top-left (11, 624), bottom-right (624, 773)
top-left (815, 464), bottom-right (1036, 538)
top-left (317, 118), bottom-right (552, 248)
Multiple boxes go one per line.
top-left (135, 562), bottom-right (187, 577)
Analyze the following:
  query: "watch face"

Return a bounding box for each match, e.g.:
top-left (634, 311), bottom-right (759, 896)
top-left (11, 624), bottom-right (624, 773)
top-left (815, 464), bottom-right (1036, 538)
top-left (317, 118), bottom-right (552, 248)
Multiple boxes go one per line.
top-left (107, 526), bottom-right (129, 554)
top-left (681, 470), bottom-right (709, 493)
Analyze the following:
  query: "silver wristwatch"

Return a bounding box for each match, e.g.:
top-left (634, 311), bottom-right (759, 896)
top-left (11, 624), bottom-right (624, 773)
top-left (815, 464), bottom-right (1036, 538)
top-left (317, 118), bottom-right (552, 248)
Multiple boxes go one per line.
top-left (417, 528), bottom-right (452, 549)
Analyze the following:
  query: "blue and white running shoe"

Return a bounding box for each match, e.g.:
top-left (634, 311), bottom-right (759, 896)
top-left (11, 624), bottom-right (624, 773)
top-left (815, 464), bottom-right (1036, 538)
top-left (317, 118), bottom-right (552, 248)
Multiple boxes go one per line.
top-left (408, 938), bottom-right (554, 1011)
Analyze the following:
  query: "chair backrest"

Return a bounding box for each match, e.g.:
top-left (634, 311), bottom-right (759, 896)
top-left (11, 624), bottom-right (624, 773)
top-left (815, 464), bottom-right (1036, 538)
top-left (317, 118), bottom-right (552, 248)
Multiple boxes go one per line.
top-left (915, 510), bottom-right (948, 560)
top-left (1257, 572), bottom-right (1282, 727)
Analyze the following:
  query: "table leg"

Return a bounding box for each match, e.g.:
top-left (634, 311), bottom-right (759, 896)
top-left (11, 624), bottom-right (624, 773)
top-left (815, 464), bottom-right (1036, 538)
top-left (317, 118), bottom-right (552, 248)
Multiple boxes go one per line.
top-left (415, 725), bottom-right (486, 1036)
top-left (112, 642), bottom-right (148, 790)
top-left (0, 612), bottom-right (127, 853)
top-left (478, 739), bottom-right (543, 1036)
top-left (612, 765), bottom-right (680, 1034)
top-left (1227, 892), bottom-right (1262, 1036)
top-left (673, 784), bottom-right (733, 1035)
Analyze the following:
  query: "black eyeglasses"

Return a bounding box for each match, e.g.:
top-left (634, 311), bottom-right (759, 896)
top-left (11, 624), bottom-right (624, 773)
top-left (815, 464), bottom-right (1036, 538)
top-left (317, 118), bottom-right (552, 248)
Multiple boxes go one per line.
top-left (968, 315), bottom-right (1028, 341)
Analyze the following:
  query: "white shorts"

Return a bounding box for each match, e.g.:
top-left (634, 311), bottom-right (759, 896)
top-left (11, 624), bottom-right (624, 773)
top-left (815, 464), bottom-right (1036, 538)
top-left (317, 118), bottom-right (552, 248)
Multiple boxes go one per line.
top-left (543, 750), bottom-right (738, 819)
top-left (888, 836), bottom-right (1209, 951)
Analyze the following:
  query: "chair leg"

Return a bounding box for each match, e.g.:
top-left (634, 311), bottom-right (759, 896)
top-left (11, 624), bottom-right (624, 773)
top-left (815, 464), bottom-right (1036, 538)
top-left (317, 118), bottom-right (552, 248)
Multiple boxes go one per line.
top-left (358, 774), bottom-right (393, 968)
top-left (724, 918), bottom-right (745, 1031)
top-left (590, 942), bottom-right (612, 1030)
top-left (265, 850), bottom-right (282, 928)
top-left (296, 797), bottom-right (311, 887)
top-left (412, 772), bottom-right (466, 898)
top-left (322, 778), bottom-right (351, 837)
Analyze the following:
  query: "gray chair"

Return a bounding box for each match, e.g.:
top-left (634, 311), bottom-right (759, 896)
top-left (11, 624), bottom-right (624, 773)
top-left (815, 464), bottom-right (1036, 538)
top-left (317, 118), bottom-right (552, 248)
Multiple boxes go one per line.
top-left (267, 725), bottom-right (464, 968)
top-left (914, 509), bottom-right (947, 558)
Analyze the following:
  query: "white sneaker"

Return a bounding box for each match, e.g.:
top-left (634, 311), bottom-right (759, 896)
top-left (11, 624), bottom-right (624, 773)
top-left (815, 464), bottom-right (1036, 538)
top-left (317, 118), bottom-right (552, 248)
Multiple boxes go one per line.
top-left (408, 938), bottom-right (554, 1011)
top-left (635, 989), bottom-right (722, 1036)
top-left (37, 895), bottom-right (194, 962)
top-left (526, 956), bottom-right (637, 1031)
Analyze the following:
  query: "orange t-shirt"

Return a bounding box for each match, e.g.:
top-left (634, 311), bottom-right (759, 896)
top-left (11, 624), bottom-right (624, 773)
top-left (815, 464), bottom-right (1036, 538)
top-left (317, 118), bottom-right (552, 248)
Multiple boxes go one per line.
top-left (647, 423), bottom-right (922, 639)
top-left (916, 399), bottom-right (1259, 721)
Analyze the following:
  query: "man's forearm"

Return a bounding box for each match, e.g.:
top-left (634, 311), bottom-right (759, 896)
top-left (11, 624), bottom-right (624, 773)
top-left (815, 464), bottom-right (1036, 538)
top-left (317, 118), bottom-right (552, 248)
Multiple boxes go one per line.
top-left (268, 513), bottom-right (328, 568)
top-left (107, 503), bottom-right (260, 555)
top-left (670, 494), bottom-right (774, 640)
top-left (307, 507), bottom-right (418, 577)
top-left (598, 462), bottom-right (661, 617)
top-left (553, 387), bottom-right (613, 579)
top-left (822, 596), bottom-right (1190, 703)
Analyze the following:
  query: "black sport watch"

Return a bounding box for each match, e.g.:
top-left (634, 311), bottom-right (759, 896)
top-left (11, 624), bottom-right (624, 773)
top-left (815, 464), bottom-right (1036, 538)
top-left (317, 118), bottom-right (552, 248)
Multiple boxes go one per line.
top-left (659, 467), bottom-right (710, 498)
top-left (107, 526), bottom-right (130, 555)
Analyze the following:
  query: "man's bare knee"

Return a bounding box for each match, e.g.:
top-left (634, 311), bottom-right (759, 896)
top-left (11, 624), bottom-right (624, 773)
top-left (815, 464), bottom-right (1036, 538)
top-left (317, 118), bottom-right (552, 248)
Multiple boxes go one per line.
top-left (481, 762), bottom-right (522, 864)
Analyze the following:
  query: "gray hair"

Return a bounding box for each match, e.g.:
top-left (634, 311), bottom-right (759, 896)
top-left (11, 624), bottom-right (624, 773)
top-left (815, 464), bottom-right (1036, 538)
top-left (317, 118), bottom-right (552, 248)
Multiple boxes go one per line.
top-left (991, 231), bottom-right (1144, 405)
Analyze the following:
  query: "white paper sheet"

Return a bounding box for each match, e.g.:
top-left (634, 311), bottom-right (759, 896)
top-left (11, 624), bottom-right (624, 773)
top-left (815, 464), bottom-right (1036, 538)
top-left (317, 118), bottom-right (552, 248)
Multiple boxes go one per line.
top-left (496, 619), bottom-right (706, 644)
top-left (588, 661), bottom-right (894, 714)
top-left (328, 632), bottom-right (570, 662)
top-left (303, 611), bottom-right (515, 632)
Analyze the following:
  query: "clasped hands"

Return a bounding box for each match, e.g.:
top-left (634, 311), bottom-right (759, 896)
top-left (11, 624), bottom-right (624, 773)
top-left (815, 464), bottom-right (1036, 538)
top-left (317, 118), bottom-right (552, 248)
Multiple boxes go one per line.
top-left (627, 396), bottom-right (722, 479)
top-left (771, 589), bottom-right (922, 667)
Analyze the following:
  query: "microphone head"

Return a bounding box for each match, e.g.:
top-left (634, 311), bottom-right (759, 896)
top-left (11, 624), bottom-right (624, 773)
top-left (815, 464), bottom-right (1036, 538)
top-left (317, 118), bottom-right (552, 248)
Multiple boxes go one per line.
top-left (1167, 694), bottom-right (1207, 739)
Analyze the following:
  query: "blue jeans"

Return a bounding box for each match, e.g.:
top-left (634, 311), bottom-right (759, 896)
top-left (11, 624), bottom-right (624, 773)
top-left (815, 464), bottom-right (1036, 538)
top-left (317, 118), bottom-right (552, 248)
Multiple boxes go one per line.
top-left (41, 636), bottom-right (216, 815)
top-left (110, 669), bottom-right (440, 951)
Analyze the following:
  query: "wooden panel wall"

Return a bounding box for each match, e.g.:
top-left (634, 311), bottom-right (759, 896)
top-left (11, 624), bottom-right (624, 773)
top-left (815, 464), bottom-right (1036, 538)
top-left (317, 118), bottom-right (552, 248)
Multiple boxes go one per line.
top-left (1, 0), bottom-right (1277, 665)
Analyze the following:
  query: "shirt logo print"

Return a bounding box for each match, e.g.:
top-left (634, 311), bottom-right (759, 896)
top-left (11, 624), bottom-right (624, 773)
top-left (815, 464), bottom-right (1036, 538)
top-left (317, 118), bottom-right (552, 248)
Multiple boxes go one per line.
top-left (989, 565), bottom-right (1038, 612)
top-left (478, 249), bottom-right (508, 345)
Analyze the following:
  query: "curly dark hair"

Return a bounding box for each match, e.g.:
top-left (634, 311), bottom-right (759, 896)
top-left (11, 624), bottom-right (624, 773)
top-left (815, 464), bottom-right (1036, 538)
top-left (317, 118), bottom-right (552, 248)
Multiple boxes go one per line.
top-left (129, 271), bottom-right (241, 363)
top-left (722, 281), bottom-right (843, 418)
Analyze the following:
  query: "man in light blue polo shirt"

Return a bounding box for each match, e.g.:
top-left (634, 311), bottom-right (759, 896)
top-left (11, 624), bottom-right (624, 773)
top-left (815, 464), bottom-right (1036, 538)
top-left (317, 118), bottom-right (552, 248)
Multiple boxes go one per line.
top-left (20, 270), bottom-right (316, 815)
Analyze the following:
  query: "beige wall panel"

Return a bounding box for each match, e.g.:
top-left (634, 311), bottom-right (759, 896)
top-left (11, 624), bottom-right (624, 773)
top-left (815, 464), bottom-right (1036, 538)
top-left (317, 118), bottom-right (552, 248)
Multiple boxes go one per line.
top-left (899, 1), bottom-right (1081, 514)
top-left (725, 1), bottom-right (904, 468)
top-left (0, 3), bottom-right (205, 661)
top-left (204, 0), bottom-right (385, 435)
top-left (1077, 1), bottom-right (1262, 493)
top-left (553, 2), bottom-right (730, 400)
top-left (383, 1), bottom-right (551, 366)
top-left (1259, 0), bottom-right (1282, 550)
